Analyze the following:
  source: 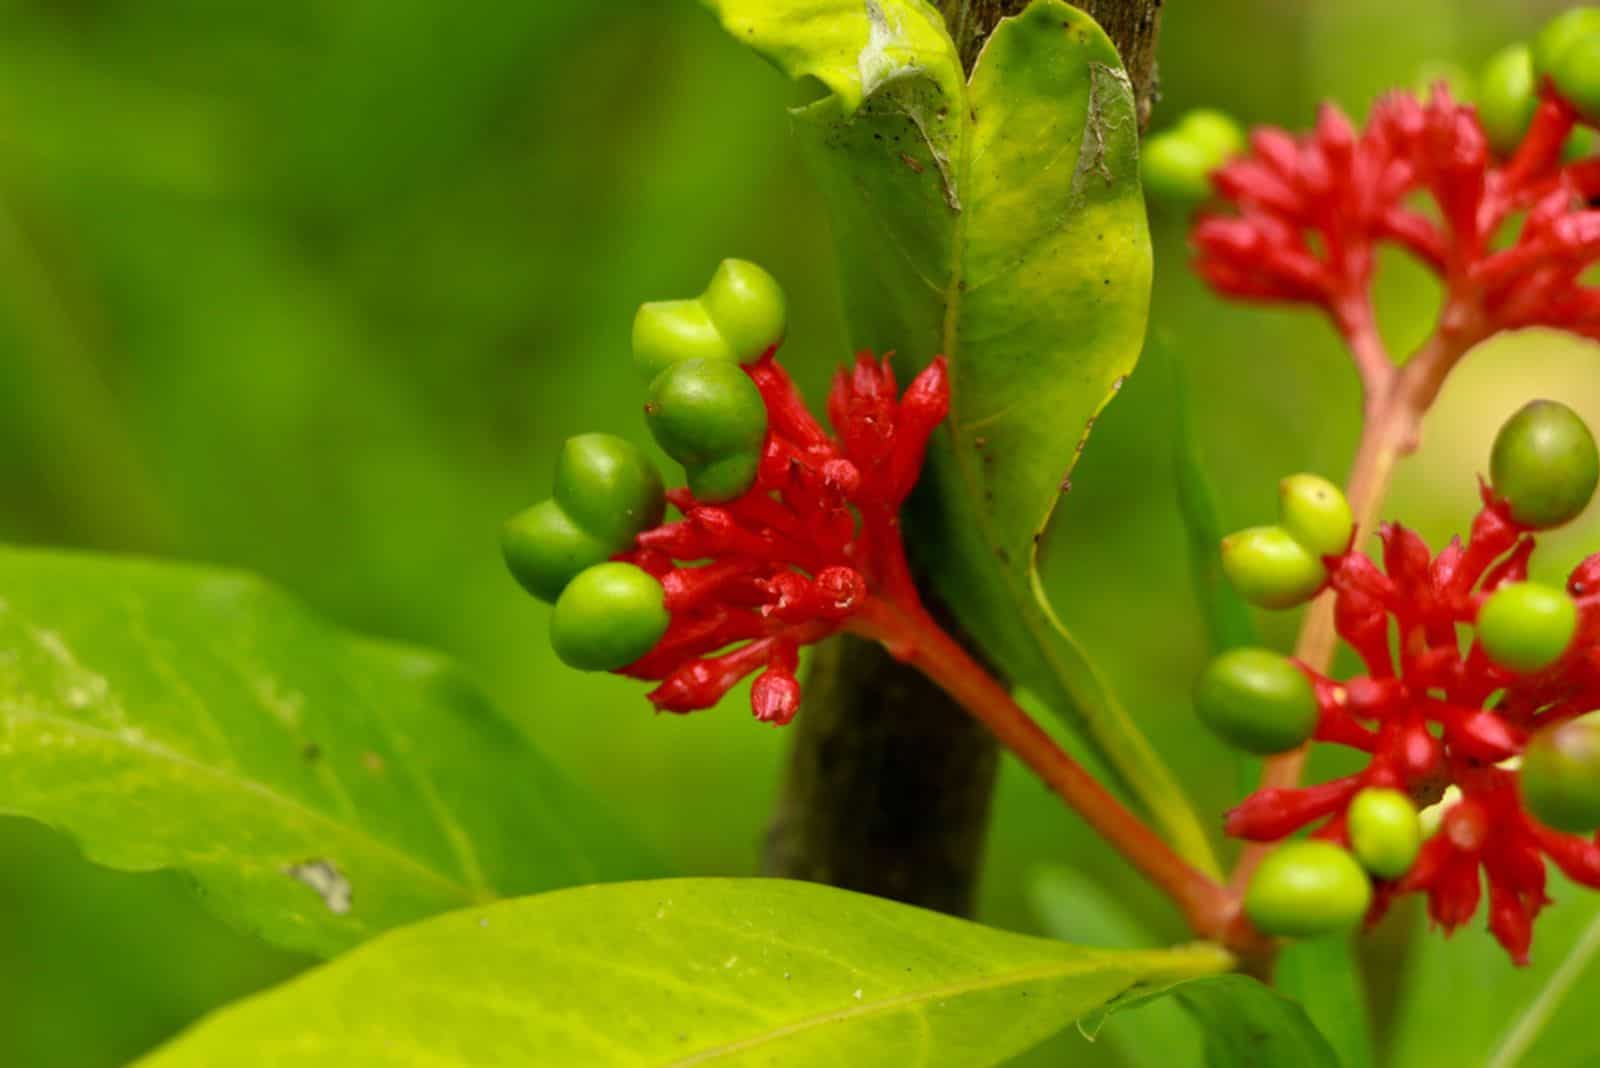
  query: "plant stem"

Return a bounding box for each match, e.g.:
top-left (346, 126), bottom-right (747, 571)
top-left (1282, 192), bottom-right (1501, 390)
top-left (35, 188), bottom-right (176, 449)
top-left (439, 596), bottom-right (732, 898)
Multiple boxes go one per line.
top-left (849, 596), bottom-right (1251, 947)
top-left (1230, 315), bottom-right (1482, 892)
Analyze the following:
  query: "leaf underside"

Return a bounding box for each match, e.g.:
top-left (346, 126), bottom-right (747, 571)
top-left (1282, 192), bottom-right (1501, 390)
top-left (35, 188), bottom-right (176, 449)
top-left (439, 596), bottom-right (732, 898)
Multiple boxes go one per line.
top-left (702, 0), bottom-right (1214, 872)
top-left (0, 547), bottom-right (657, 958)
top-left (138, 877), bottom-right (1233, 1067)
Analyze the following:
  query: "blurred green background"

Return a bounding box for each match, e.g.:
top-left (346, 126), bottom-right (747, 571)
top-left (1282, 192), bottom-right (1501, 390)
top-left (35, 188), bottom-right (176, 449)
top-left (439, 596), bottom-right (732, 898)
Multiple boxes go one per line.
top-left (1, 0), bottom-right (1598, 1065)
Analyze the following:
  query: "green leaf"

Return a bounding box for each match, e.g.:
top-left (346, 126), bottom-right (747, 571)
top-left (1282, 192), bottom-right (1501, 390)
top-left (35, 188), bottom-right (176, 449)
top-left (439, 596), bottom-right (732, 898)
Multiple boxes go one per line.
top-left (1029, 864), bottom-right (1205, 1068)
top-left (1172, 975), bottom-right (1342, 1068)
top-left (1274, 937), bottom-right (1373, 1068)
top-left (703, 0), bottom-right (1215, 876)
top-left (0, 547), bottom-right (658, 959)
top-left (138, 877), bottom-right (1234, 1067)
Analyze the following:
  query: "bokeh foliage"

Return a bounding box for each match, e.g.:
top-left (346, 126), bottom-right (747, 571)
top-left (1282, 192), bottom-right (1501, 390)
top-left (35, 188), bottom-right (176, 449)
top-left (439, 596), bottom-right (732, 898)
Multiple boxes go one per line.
top-left (1, 1), bottom-right (1597, 1065)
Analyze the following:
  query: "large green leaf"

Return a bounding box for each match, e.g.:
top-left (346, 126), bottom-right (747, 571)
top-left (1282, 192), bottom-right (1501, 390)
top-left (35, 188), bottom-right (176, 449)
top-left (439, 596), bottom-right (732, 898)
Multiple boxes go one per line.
top-left (1274, 937), bottom-right (1373, 1068)
top-left (138, 877), bottom-right (1233, 1067)
top-left (0, 547), bottom-right (657, 958)
top-left (703, 0), bottom-right (1214, 874)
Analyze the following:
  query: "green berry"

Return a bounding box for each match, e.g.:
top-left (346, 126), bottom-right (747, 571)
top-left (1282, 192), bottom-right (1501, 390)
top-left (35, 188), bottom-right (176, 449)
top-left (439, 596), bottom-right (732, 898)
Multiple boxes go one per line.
top-left (1550, 31), bottom-right (1600, 122)
top-left (684, 451), bottom-right (762, 505)
top-left (552, 433), bottom-right (665, 547)
top-left (1490, 400), bottom-right (1599, 529)
top-left (1221, 525), bottom-right (1327, 609)
top-left (1477, 44), bottom-right (1538, 157)
top-left (1533, 8), bottom-right (1600, 82)
top-left (631, 260), bottom-right (788, 378)
top-left (1278, 473), bottom-right (1354, 558)
top-left (1245, 840), bottom-right (1372, 938)
top-left (1194, 647), bottom-right (1318, 755)
top-left (701, 259), bottom-right (787, 363)
top-left (1142, 133), bottom-right (1213, 202)
top-left (632, 300), bottom-right (736, 379)
top-left (501, 499), bottom-right (611, 603)
top-left (646, 358), bottom-right (767, 501)
top-left (1477, 581), bottom-right (1578, 673)
top-left (550, 562), bottom-right (669, 671)
top-left (1522, 713), bottom-right (1600, 832)
top-left (1179, 109), bottom-right (1246, 163)
top-left (1347, 788), bottom-right (1421, 879)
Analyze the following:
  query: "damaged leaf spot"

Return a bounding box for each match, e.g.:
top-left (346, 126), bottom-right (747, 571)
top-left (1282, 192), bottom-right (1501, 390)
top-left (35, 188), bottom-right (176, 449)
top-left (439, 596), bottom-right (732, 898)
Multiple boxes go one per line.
top-left (285, 858), bottom-right (353, 915)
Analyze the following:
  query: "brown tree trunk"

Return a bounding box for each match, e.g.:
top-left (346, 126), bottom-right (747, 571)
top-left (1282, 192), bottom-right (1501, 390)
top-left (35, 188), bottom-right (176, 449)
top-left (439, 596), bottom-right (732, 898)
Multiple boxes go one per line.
top-left (761, 0), bottom-right (1165, 917)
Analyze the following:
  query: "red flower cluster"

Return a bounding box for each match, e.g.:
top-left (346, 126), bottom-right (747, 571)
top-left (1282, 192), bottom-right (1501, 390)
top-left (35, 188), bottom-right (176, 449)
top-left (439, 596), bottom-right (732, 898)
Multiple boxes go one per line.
top-left (1194, 84), bottom-right (1600, 345)
top-left (616, 351), bottom-right (949, 725)
top-left (1226, 489), bottom-right (1600, 963)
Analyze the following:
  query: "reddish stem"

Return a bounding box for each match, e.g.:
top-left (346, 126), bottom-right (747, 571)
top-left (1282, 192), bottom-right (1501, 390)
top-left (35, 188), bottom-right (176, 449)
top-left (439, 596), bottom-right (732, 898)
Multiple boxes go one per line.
top-left (1230, 313), bottom-right (1482, 893)
top-left (848, 594), bottom-right (1259, 950)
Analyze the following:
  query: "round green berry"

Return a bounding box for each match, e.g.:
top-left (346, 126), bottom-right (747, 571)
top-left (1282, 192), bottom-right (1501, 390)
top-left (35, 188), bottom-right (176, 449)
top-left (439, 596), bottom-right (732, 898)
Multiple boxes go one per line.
top-left (1194, 647), bottom-right (1318, 755)
top-left (1142, 130), bottom-right (1214, 202)
top-left (1533, 8), bottom-right (1600, 82)
top-left (501, 499), bottom-right (611, 603)
top-left (1221, 525), bottom-right (1327, 609)
top-left (1477, 44), bottom-right (1538, 157)
top-left (646, 358), bottom-right (767, 499)
top-left (552, 433), bottom-right (665, 547)
top-left (1245, 840), bottom-right (1372, 939)
top-left (1180, 109), bottom-right (1246, 163)
top-left (1490, 400), bottom-right (1599, 528)
top-left (550, 562), bottom-right (669, 671)
top-left (1347, 787), bottom-right (1421, 879)
top-left (1477, 581), bottom-right (1578, 673)
top-left (702, 259), bottom-right (787, 363)
top-left (1278, 473), bottom-right (1354, 558)
top-left (1522, 713), bottom-right (1600, 832)
top-left (684, 451), bottom-right (762, 505)
top-left (1551, 31), bottom-right (1600, 122)
top-left (632, 300), bottom-right (735, 379)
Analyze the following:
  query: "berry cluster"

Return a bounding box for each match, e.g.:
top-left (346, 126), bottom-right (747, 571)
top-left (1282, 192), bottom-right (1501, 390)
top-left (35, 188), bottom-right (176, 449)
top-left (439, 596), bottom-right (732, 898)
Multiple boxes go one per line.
top-left (503, 260), bottom-right (949, 725)
top-left (1148, 8), bottom-right (1600, 351)
top-left (1200, 401), bottom-right (1600, 962)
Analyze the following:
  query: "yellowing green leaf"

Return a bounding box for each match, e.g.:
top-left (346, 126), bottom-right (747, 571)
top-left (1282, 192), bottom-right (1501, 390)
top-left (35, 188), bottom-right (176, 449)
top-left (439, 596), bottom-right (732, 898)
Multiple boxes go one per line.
top-left (139, 877), bottom-right (1233, 1067)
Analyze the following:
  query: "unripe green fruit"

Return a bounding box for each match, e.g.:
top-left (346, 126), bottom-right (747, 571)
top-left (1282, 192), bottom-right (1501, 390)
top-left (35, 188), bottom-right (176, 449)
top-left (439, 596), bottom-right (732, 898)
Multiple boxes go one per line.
top-left (1490, 400), bottom-right (1599, 529)
top-left (1522, 713), bottom-right (1600, 832)
top-left (1550, 32), bottom-right (1600, 122)
top-left (1142, 109), bottom-right (1244, 203)
top-left (1278, 473), bottom-right (1354, 558)
top-left (1180, 109), bottom-right (1246, 163)
top-left (631, 259), bottom-right (787, 378)
top-left (1347, 788), bottom-right (1422, 879)
top-left (1142, 133), bottom-right (1213, 201)
top-left (1245, 840), bottom-right (1372, 938)
top-left (684, 451), bottom-right (762, 505)
top-left (1477, 44), bottom-right (1538, 157)
top-left (1533, 8), bottom-right (1600, 83)
top-left (553, 433), bottom-right (666, 547)
top-left (550, 562), bottom-right (669, 671)
top-left (1221, 525), bottom-right (1327, 609)
top-left (1477, 581), bottom-right (1578, 673)
top-left (632, 300), bottom-right (735, 379)
top-left (1194, 647), bottom-right (1318, 755)
top-left (646, 358), bottom-right (767, 501)
top-left (502, 499), bottom-right (611, 603)
top-left (701, 259), bottom-right (787, 363)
